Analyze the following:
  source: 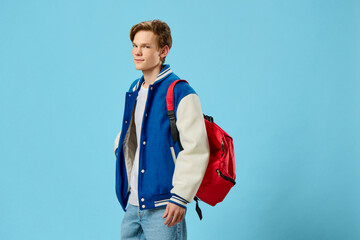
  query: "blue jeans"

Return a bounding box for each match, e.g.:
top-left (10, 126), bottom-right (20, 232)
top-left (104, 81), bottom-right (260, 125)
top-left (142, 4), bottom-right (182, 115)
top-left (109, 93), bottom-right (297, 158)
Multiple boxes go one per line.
top-left (121, 204), bottom-right (187, 240)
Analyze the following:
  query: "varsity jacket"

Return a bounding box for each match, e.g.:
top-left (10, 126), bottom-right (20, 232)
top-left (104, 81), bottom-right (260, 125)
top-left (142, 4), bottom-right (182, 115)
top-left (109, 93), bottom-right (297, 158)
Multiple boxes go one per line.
top-left (114, 64), bottom-right (209, 211)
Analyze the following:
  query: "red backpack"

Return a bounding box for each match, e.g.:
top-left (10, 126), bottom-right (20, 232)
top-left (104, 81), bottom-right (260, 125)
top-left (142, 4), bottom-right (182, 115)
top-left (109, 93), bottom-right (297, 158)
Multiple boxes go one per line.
top-left (166, 80), bottom-right (236, 220)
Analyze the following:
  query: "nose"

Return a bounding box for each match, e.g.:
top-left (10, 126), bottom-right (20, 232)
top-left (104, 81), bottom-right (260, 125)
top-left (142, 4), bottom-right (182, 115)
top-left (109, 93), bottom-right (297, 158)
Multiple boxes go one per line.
top-left (134, 47), bottom-right (142, 56)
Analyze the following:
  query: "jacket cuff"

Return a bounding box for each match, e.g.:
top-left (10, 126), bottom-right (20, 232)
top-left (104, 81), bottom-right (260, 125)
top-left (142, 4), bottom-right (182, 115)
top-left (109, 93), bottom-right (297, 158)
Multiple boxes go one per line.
top-left (169, 194), bottom-right (189, 209)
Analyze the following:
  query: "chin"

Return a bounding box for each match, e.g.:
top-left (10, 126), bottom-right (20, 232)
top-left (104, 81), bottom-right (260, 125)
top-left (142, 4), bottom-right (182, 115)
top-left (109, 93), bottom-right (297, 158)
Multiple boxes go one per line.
top-left (134, 64), bottom-right (143, 70)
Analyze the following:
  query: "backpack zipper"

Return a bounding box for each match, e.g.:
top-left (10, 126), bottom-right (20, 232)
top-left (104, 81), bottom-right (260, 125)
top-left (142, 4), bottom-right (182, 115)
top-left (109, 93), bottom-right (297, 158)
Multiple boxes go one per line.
top-left (221, 140), bottom-right (225, 157)
top-left (216, 169), bottom-right (236, 185)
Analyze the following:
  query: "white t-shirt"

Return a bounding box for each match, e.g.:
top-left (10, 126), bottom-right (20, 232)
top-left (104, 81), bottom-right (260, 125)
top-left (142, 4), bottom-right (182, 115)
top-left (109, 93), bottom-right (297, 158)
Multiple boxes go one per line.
top-left (128, 84), bottom-right (148, 206)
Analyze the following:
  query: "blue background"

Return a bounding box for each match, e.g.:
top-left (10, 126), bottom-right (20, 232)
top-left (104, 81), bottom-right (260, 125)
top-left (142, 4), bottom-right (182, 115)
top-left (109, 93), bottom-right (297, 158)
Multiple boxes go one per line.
top-left (1, 0), bottom-right (359, 239)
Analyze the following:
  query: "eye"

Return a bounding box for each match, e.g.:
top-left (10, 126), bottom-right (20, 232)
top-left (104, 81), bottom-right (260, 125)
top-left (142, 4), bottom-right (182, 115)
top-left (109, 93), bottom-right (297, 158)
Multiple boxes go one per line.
top-left (145, 46), bottom-right (150, 48)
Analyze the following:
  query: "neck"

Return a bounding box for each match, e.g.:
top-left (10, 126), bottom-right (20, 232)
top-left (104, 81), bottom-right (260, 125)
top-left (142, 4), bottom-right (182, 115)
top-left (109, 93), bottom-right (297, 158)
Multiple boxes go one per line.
top-left (142, 64), bottom-right (162, 88)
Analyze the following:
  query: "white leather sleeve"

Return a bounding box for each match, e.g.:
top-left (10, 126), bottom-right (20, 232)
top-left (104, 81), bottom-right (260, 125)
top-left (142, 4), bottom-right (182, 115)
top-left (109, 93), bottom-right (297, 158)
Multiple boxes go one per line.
top-left (114, 131), bottom-right (121, 156)
top-left (170, 93), bottom-right (210, 205)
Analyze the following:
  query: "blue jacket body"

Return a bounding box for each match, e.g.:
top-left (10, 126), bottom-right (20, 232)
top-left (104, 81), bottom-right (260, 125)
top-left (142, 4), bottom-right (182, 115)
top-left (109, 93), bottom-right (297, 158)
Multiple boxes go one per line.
top-left (115, 64), bottom-right (209, 211)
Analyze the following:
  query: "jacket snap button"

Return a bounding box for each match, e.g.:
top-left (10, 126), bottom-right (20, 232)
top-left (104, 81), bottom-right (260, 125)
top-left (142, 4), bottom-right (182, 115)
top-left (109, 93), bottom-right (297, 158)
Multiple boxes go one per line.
top-left (145, 113), bottom-right (148, 117)
top-left (128, 94), bottom-right (131, 97)
top-left (125, 121), bottom-right (128, 124)
top-left (141, 198), bottom-right (145, 202)
top-left (142, 205), bottom-right (145, 208)
top-left (143, 141), bottom-right (146, 145)
top-left (141, 169), bottom-right (145, 173)
top-left (150, 87), bottom-right (153, 90)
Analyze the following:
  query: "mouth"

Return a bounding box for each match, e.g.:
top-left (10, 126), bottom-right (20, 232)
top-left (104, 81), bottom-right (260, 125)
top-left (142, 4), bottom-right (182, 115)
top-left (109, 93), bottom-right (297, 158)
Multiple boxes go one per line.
top-left (134, 59), bottom-right (144, 62)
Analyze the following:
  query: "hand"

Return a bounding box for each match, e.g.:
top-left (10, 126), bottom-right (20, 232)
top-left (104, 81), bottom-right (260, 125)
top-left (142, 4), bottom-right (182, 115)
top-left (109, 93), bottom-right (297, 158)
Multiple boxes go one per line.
top-left (162, 202), bottom-right (186, 227)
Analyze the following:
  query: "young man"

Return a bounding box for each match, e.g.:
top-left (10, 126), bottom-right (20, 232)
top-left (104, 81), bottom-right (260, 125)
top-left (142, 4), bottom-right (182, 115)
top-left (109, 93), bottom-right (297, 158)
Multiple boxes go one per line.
top-left (114, 20), bottom-right (209, 240)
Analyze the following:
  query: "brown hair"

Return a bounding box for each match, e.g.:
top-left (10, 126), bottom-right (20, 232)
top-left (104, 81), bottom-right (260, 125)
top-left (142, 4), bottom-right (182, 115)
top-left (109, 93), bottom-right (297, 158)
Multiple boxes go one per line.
top-left (130, 20), bottom-right (172, 63)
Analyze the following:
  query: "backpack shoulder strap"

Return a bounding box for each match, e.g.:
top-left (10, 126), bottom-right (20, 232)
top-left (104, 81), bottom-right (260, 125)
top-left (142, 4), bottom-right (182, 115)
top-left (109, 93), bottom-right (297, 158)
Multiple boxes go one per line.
top-left (166, 79), bottom-right (189, 111)
top-left (166, 79), bottom-right (188, 151)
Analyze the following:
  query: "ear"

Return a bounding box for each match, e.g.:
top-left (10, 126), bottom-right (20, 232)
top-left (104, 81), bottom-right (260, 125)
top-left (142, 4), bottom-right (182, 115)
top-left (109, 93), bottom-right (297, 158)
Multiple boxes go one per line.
top-left (159, 45), bottom-right (169, 58)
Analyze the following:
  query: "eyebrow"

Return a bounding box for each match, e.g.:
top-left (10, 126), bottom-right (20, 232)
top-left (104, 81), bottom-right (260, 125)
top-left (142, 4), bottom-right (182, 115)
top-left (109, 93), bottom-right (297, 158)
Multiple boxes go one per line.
top-left (132, 42), bottom-right (152, 45)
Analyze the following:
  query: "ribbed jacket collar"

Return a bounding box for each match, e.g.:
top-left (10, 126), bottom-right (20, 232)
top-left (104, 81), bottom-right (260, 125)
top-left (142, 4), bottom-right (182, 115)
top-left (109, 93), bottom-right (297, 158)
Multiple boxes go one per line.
top-left (132, 64), bottom-right (173, 92)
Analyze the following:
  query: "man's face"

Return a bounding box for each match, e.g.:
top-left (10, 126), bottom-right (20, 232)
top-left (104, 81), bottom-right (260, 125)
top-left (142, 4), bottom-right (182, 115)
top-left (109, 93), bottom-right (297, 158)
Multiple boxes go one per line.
top-left (132, 31), bottom-right (163, 72)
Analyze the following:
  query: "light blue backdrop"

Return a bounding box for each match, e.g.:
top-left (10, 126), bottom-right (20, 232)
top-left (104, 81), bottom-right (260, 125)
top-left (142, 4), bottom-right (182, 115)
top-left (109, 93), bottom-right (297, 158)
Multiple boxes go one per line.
top-left (1, 0), bottom-right (359, 239)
